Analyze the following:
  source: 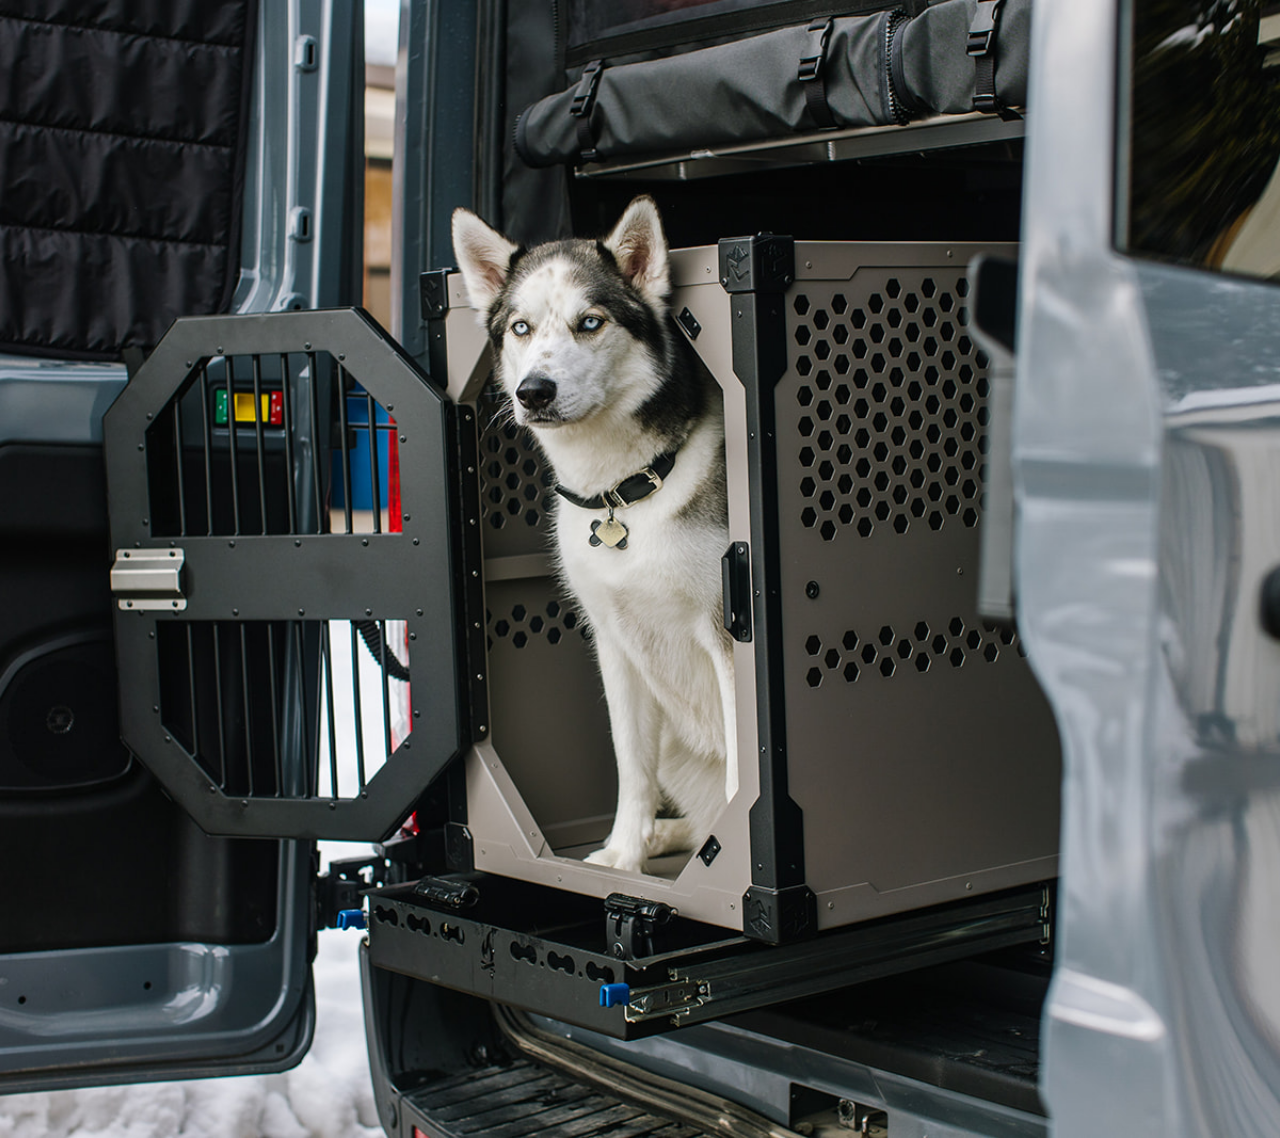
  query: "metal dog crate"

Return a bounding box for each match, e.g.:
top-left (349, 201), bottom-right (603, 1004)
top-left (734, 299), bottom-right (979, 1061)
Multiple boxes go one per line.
top-left (420, 238), bottom-right (1061, 944)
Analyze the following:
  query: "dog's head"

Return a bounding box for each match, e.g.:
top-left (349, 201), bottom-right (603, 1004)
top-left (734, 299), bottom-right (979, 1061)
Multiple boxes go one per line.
top-left (451, 196), bottom-right (671, 430)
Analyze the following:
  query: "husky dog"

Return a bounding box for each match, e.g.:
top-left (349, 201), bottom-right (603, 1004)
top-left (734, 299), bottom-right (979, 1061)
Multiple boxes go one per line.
top-left (453, 196), bottom-right (734, 874)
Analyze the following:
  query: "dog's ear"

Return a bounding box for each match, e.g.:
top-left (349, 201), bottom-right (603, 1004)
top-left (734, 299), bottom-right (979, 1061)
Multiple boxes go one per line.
top-left (603, 195), bottom-right (670, 306)
top-left (452, 208), bottom-right (519, 316)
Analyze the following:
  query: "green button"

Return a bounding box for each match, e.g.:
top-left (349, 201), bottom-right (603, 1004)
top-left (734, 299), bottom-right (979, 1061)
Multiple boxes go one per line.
top-left (214, 388), bottom-right (229, 426)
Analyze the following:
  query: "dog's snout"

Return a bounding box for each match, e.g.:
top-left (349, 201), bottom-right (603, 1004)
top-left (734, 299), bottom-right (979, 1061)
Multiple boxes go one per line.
top-left (516, 373), bottom-right (557, 411)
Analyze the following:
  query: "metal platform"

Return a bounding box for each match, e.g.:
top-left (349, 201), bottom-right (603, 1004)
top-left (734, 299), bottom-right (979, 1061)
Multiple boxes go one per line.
top-left (366, 874), bottom-right (1050, 1040)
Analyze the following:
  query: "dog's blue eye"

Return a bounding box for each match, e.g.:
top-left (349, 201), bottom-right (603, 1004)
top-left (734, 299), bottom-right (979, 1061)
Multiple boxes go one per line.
top-left (580, 315), bottom-right (604, 332)
top-left (511, 320), bottom-right (530, 336)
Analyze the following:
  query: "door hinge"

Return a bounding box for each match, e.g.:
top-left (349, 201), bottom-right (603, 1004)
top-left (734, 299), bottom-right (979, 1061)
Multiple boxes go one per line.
top-left (110, 548), bottom-right (186, 611)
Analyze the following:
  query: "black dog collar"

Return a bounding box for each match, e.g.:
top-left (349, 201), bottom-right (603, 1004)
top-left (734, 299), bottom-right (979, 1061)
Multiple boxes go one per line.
top-left (554, 451), bottom-right (677, 511)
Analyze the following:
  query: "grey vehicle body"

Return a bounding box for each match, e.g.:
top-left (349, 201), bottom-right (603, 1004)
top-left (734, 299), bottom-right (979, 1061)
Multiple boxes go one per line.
top-left (0, 0), bottom-right (362, 1089)
top-left (1022, 0), bottom-right (1280, 1133)
top-left (3, 0), bottom-right (1278, 1135)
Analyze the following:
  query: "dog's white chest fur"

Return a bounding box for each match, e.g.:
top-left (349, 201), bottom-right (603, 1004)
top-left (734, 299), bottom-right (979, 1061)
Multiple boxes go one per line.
top-left (555, 415), bottom-right (730, 764)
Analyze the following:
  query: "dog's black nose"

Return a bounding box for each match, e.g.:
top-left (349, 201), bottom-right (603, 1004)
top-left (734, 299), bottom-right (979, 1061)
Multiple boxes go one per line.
top-left (516, 373), bottom-right (557, 411)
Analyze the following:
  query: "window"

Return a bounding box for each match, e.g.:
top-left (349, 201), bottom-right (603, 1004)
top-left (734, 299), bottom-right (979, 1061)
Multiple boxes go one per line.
top-left (1119, 0), bottom-right (1280, 278)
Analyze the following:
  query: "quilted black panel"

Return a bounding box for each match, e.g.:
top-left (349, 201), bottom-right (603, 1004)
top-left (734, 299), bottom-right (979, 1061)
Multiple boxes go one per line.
top-left (0, 1), bottom-right (256, 358)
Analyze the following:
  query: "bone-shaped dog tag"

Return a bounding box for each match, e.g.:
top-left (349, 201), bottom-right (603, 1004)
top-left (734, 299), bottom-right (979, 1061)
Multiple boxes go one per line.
top-left (590, 514), bottom-right (629, 549)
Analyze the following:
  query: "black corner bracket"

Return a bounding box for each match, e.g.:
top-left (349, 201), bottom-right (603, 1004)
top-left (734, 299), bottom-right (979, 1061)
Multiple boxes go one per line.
top-left (718, 235), bottom-right (796, 294)
top-left (743, 885), bottom-right (818, 945)
top-left (444, 821), bottom-right (474, 872)
top-left (419, 268), bottom-right (453, 321)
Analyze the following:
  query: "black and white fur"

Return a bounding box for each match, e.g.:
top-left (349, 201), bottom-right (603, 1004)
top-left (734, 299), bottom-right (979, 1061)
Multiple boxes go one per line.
top-left (453, 196), bottom-right (733, 874)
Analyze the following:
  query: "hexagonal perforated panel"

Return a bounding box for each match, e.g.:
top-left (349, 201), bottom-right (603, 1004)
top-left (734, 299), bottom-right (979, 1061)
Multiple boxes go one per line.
top-left (801, 618), bottom-right (1024, 688)
top-left (477, 386), bottom-right (555, 556)
top-left (481, 577), bottom-right (615, 852)
top-left (486, 598), bottom-right (587, 651)
top-left (790, 273), bottom-right (987, 541)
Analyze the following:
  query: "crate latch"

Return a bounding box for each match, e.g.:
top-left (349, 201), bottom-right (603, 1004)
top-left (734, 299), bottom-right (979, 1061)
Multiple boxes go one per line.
top-left (605, 892), bottom-right (676, 960)
top-left (722, 542), bottom-right (753, 643)
top-left (110, 548), bottom-right (186, 612)
top-left (413, 874), bottom-right (481, 910)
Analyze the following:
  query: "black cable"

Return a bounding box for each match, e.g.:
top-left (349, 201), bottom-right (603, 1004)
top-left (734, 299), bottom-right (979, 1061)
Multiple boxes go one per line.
top-left (354, 620), bottom-right (412, 683)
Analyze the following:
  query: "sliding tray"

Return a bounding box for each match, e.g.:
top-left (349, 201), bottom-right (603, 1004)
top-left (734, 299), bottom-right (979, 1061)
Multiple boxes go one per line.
top-left (366, 873), bottom-right (1050, 1040)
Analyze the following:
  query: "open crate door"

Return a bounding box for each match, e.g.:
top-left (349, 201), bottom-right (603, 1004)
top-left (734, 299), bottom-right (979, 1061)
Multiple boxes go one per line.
top-left (103, 308), bottom-right (476, 842)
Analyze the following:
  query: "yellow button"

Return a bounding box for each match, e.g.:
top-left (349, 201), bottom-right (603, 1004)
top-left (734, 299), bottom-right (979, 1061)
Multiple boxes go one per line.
top-left (232, 393), bottom-right (271, 422)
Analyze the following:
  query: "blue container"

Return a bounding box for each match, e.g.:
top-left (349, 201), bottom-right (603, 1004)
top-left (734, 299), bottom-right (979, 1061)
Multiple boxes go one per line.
top-left (331, 391), bottom-right (391, 510)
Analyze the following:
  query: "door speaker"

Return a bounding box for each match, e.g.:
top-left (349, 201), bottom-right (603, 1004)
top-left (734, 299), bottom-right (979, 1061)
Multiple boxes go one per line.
top-left (0, 638), bottom-right (131, 792)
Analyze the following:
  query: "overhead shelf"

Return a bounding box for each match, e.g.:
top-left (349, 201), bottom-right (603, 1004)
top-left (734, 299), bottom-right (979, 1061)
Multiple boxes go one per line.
top-left (576, 112), bottom-right (1025, 181)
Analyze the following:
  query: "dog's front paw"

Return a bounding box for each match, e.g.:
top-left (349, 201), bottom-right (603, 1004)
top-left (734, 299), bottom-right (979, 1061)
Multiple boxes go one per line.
top-left (584, 844), bottom-right (645, 874)
top-left (647, 817), bottom-right (695, 858)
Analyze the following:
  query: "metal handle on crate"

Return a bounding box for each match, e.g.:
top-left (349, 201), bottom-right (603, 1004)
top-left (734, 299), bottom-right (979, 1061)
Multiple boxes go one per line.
top-left (110, 548), bottom-right (186, 611)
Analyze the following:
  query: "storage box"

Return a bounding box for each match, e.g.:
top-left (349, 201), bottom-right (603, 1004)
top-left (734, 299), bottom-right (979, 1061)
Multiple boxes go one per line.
top-left (430, 238), bottom-right (1061, 943)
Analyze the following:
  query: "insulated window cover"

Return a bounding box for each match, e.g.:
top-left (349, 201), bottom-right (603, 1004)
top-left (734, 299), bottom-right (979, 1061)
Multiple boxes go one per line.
top-left (0, 1), bottom-right (257, 359)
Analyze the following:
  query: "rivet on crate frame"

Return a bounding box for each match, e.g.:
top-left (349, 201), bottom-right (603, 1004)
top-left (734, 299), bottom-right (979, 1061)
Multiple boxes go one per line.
top-left (790, 274), bottom-right (988, 541)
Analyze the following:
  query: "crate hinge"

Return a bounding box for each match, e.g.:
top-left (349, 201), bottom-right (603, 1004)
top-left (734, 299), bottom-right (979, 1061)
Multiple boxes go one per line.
top-left (315, 855), bottom-right (387, 930)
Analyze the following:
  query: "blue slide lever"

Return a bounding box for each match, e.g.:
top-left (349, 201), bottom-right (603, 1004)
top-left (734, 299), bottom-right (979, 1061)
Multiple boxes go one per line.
top-left (599, 983), bottom-right (631, 1008)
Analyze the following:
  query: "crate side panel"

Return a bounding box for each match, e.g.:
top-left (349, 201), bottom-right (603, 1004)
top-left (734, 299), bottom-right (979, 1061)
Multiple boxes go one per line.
top-left (776, 262), bottom-right (1061, 914)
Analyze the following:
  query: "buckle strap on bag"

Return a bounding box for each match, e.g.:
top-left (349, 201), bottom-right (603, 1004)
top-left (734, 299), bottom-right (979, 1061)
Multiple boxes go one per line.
top-left (967, 0), bottom-right (1022, 122)
top-left (570, 59), bottom-right (606, 162)
top-left (798, 17), bottom-right (837, 130)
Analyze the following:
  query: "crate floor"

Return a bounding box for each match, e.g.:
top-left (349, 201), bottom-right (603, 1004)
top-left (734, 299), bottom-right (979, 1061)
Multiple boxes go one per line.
top-left (403, 1059), bottom-right (709, 1138)
top-left (552, 843), bottom-right (692, 880)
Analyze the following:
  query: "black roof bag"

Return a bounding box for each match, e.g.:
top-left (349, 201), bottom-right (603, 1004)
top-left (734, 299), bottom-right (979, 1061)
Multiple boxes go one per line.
top-left (514, 0), bottom-right (1029, 169)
